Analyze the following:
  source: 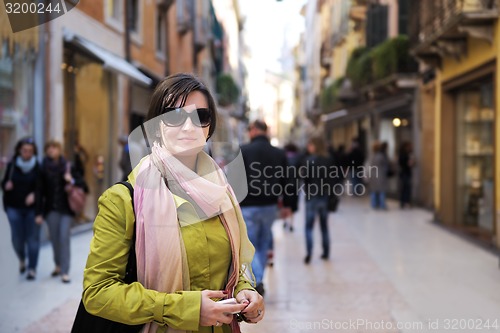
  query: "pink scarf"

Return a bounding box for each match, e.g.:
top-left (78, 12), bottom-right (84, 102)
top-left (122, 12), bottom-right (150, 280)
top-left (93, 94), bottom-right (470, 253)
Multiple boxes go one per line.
top-left (134, 143), bottom-right (254, 333)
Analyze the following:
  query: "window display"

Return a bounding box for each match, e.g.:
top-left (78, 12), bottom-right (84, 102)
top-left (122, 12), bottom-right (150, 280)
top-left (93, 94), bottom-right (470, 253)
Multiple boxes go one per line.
top-left (456, 82), bottom-right (494, 231)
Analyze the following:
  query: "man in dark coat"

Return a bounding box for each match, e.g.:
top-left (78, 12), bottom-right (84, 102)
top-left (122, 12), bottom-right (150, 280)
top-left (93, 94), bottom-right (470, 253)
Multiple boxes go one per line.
top-left (240, 120), bottom-right (294, 296)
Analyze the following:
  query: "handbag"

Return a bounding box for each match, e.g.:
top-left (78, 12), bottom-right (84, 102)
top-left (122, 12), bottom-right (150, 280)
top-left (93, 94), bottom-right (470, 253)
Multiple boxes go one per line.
top-left (328, 194), bottom-right (339, 212)
top-left (71, 181), bottom-right (144, 333)
top-left (66, 185), bottom-right (86, 214)
top-left (65, 162), bottom-right (87, 214)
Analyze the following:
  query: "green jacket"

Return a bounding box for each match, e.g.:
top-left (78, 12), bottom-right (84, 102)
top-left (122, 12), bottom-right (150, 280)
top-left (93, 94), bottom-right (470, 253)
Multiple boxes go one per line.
top-left (82, 174), bottom-right (254, 332)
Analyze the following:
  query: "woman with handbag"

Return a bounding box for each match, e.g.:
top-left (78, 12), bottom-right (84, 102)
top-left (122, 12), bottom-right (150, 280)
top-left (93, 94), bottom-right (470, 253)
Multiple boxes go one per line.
top-left (36, 140), bottom-right (87, 283)
top-left (81, 73), bottom-right (264, 333)
top-left (1, 137), bottom-right (41, 280)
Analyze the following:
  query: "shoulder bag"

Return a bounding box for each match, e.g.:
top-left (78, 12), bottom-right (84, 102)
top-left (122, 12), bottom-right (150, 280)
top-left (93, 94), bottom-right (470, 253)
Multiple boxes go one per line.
top-left (70, 181), bottom-right (144, 333)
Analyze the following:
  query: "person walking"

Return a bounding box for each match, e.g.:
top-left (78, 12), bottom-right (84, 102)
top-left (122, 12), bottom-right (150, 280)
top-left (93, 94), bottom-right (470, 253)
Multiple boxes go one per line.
top-left (282, 142), bottom-right (300, 232)
top-left (36, 140), bottom-right (87, 283)
top-left (240, 120), bottom-right (293, 296)
top-left (118, 135), bottom-right (133, 182)
top-left (347, 137), bottom-right (365, 195)
top-left (1, 137), bottom-right (41, 280)
top-left (398, 141), bottom-right (415, 208)
top-left (300, 136), bottom-right (334, 264)
top-left (368, 141), bottom-right (389, 210)
top-left (81, 73), bottom-right (264, 332)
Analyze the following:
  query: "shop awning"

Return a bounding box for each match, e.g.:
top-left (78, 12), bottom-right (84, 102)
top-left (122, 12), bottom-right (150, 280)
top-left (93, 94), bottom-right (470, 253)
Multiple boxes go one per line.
top-left (63, 31), bottom-right (152, 87)
top-left (322, 93), bottom-right (412, 127)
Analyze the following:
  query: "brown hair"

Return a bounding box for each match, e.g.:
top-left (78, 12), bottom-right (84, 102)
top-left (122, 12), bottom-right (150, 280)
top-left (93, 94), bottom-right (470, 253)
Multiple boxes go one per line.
top-left (308, 136), bottom-right (328, 157)
top-left (44, 139), bottom-right (63, 153)
top-left (145, 73), bottom-right (217, 140)
top-left (14, 137), bottom-right (38, 157)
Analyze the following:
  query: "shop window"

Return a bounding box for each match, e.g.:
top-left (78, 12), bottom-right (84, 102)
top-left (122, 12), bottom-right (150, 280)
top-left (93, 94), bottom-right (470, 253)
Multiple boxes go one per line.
top-left (0, 42), bottom-right (35, 177)
top-left (456, 81), bottom-right (494, 231)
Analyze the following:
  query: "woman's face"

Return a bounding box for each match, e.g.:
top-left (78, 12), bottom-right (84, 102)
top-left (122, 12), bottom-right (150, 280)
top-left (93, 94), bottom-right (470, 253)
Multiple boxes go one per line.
top-left (19, 144), bottom-right (35, 161)
top-left (46, 145), bottom-right (61, 159)
top-left (159, 90), bottom-right (210, 157)
top-left (307, 143), bottom-right (316, 155)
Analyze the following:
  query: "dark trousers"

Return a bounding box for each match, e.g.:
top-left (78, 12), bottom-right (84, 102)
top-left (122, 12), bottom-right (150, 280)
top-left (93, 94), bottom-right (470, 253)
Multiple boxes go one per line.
top-left (400, 174), bottom-right (412, 207)
top-left (305, 196), bottom-right (330, 257)
top-left (5, 207), bottom-right (41, 270)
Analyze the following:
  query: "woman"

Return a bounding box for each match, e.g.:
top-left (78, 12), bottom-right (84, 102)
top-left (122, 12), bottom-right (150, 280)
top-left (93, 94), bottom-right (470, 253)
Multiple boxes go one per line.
top-left (1, 137), bottom-right (41, 280)
top-left (300, 136), bottom-right (332, 264)
top-left (282, 142), bottom-right (300, 232)
top-left (398, 141), bottom-right (414, 208)
top-left (368, 141), bottom-right (389, 210)
top-left (36, 140), bottom-right (87, 283)
top-left (82, 73), bottom-right (264, 333)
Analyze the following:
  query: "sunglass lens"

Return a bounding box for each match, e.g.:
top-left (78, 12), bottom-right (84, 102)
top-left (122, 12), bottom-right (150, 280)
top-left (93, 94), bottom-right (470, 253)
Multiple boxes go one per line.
top-left (197, 110), bottom-right (211, 127)
top-left (163, 109), bottom-right (186, 126)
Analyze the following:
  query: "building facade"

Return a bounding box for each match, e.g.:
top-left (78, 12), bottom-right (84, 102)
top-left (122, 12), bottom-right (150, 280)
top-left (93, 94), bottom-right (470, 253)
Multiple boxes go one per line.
top-left (0, 9), bottom-right (42, 180)
top-left (411, 0), bottom-right (499, 248)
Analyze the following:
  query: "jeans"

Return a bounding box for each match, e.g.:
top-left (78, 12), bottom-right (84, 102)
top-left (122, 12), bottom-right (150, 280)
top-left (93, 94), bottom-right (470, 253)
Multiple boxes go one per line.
top-left (305, 196), bottom-right (330, 257)
top-left (241, 205), bottom-right (277, 285)
top-left (46, 211), bottom-right (73, 275)
top-left (5, 207), bottom-right (41, 270)
top-left (371, 191), bottom-right (387, 209)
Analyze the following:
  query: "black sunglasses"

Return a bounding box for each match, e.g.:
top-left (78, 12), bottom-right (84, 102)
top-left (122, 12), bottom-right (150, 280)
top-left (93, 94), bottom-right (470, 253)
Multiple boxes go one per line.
top-left (162, 107), bottom-right (211, 128)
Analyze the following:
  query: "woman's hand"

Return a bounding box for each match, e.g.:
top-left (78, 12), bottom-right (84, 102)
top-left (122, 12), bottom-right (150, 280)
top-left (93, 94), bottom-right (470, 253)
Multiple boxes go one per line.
top-left (25, 192), bottom-right (35, 206)
top-left (35, 215), bottom-right (44, 225)
top-left (4, 180), bottom-right (13, 191)
top-left (200, 290), bottom-right (247, 327)
top-left (64, 172), bottom-right (73, 184)
top-left (236, 289), bottom-right (265, 323)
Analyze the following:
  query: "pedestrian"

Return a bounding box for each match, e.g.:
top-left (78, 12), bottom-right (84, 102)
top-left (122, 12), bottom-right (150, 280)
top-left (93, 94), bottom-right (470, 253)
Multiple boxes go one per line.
top-left (81, 73), bottom-right (264, 332)
top-left (300, 136), bottom-right (333, 264)
top-left (398, 141), bottom-right (414, 208)
top-left (36, 140), bottom-right (87, 283)
top-left (368, 141), bottom-right (389, 210)
top-left (73, 141), bottom-right (88, 177)
top-left (240, 120), bottom-right (293, 296)
top-left (282, 142), bottom-right (300, 232)
top-left (347, 137), bottom-right (365, 195)
top-left (118, 135), bottom-right (133, 181)
top-left (1, 137), bottom-right (41, 280)
top-left (333, 144), bottom-right (349, 181)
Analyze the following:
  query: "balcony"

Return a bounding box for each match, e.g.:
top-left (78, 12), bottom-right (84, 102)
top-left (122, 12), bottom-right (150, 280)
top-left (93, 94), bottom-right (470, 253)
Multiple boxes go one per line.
top-left (349, 4), bottom-right (366, 32)
top-left (194, 16), bottom-right (210, 51)
top-left (176, 0), bottom-right (194, 35)
top-left (320, 40), bottom-right (332, 69)
top-left (410, 0), bottom-right (498, 67)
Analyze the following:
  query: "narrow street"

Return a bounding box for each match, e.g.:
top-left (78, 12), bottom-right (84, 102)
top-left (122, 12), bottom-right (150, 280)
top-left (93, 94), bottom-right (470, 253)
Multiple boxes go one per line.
top-left (1, 196), bottom-right (499, 333)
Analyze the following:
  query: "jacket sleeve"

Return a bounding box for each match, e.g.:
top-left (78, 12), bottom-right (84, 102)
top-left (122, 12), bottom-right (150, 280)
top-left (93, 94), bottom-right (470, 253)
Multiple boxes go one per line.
top-left (70, 165), bottom-right (89, 193)
top-left (82, 185), bottom-right (201, 331)
top-left (35, 163), bottom-right (45, 215)
top-left (1, 162), bottom-right (12, 191)
top-left (233, 269), bottom-right (256, 297)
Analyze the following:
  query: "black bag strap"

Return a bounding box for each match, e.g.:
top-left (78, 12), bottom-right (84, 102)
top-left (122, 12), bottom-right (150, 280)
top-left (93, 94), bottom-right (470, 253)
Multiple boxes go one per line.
top-left (116, 181), bottom-right (137, 284)
top-left (71, 181), bottom-right (143, 333)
